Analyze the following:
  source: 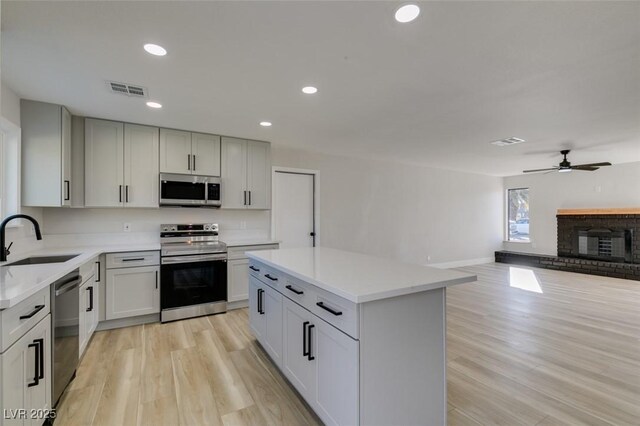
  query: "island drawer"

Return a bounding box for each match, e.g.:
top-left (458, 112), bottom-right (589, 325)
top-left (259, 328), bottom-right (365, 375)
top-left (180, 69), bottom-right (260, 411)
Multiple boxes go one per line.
top-left (79, 255), bottom-right (99, 281)
top-left (0, 286), bottom-right (50, 352)
top-left (249, 261), bottom-right (283, 291)
top-left (106, 251), bottom-right (159, 269)
top-left (308, 286), bottom-right (359, 339)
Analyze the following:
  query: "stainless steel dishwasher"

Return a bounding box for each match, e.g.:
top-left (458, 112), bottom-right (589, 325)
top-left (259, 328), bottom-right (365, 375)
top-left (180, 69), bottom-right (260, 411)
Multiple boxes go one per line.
top-left (51, 269), bottom-right (81, 406)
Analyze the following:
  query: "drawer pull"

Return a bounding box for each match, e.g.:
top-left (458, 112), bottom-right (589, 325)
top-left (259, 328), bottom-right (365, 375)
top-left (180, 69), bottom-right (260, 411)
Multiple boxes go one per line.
top-left (122, 257), bottom-right (145, 262)
top-left (286, 285), bottom-right (304, 295)
top-left (316, 302), bottom-right (343, 316)
top-left (264, 274), bottom-right (278, 281)
top-left (249, 266), bottom-right (260, 272)
top-left (20, 304), bottom-right (45, 320)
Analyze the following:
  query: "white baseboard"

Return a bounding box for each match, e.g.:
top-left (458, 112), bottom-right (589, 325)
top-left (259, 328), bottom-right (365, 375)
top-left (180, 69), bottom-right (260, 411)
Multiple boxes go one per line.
top-left (96, 313), bottom-right (159, 331)
top-left (429, 257), bottom-right (493, 269)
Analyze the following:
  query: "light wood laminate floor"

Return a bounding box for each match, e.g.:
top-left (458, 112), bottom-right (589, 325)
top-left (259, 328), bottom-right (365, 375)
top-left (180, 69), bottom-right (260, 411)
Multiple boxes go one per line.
top-left (55, 263), bottom-right (640, 425)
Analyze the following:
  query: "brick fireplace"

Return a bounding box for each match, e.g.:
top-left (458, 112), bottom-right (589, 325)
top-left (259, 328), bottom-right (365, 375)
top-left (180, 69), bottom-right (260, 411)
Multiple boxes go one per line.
top-left (496, 208), bottom-right (640, 281)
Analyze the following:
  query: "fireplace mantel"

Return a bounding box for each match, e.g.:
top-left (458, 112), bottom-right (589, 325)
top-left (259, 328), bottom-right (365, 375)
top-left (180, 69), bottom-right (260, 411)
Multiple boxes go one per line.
top-left (557, 208), bottom-right (640, 215)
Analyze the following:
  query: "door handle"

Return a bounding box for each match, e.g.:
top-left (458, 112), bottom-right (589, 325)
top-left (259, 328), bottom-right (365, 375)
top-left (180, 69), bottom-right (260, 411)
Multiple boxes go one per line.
top-left (307, 324), bottom-right (315, 361)
top-left (64, 180), bottom-right (70, 201)
top-left (303, 321), bottom-right (309, 357)
top-left (86, 286), bottom-right (94, 312)
top-left (27, 340), bottom-right (40, 387)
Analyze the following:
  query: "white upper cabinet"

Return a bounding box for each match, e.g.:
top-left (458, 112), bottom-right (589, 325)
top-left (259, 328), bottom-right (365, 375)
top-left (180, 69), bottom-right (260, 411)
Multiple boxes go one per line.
top-left (160, 129), bottom-right (221, 176)
top-left (191, 132), bottom-right (221, 176)
top-left (124, 124), bottom-right (159, 207)
top-left (20, 99), bottom-right (73, 207)
top-left (85, 118), bottom-right (125, 207)
top-left (221, 137), bottom-right (271, 209)
top-left (86, 119), bottom-right (159, 208)
top-left (160, 129), bottom-right (192, 174)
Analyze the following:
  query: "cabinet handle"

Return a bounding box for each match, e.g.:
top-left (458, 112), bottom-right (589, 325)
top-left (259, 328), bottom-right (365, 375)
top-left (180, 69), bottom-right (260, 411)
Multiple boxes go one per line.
top-left (86, 286), bottom-right (94, 312)
top-left (193, 155), bottom-right (196, 171)
top-left (155, 271), bottom-right (158, 289)
top-left (19, 304), bottom-right (45, 320)
top-left (303, 321), bottom-right (309, 357)
top-left (264, 274), bottom-right (278, 281)
top-left (316, 301), bottom-right (343, 316)
top-left (122, 257), bottom-right (145, 262)
top-left (36, 338), bottom-right (44, 380)
top-left (188, 154), bottom-right (191, 170)
top-left (27, 340), bottom-right (40, 387)
top-left (307, 324), bottom-right (315, 361)
top-left (243, 190), bottom-right (247, 206)
top-left (248, 191), bottom-right (251, 206)
top-left (119, 185), bottom-right (123, 203)
top-left (95, 261), bottom-right (100, 282)
top-left (286, 285), bottom-right (304, 295)
top-left (249, 266), bottom-right (260, 272)
top-left (257, 288), bottom-right (265, 314)
top-left (125, 185), bottom-right (129, 203)
top-left (64, 180), bottom-right (70, 201)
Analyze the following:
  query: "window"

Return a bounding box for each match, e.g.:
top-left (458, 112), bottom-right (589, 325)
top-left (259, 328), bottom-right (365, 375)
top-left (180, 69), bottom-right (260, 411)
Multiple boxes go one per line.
top-left (0, 116), bottom-right (21, 220)
top-left (507, 188), bottom-right (530, 242)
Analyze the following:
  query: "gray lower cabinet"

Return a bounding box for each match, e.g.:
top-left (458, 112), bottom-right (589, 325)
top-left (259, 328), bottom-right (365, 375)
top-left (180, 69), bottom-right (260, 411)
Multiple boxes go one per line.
top-left (105, 252), bottom-right (160, 320)
top-left (0, 314), bottom-right (52, 426)
top-left (79, 259), bottom-right (100, 356)
top-left (227, 244), bottom-right (279, 304)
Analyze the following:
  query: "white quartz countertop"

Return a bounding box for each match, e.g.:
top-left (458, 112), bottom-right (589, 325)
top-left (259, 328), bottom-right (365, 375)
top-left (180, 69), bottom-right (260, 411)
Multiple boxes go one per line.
top-left (224, 239), bottom-right (280, 247)
top-left (0, 243), bottom-right (160, 309)
top-left (246, 247), bottom-right (477, 303)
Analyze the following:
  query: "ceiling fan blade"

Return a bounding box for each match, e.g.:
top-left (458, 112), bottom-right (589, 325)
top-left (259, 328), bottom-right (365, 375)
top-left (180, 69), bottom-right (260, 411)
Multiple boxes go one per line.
top-left (571, 165), bottom-right (599, 171)
top-left (523, 167), bottom-right (559, 173)
top-left (572, 162), bottom-right (612, 168)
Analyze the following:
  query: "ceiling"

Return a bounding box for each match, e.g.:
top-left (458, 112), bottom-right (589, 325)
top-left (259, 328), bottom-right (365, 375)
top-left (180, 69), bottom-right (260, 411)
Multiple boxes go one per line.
top-left (2, 1), bottom-right (639, 176)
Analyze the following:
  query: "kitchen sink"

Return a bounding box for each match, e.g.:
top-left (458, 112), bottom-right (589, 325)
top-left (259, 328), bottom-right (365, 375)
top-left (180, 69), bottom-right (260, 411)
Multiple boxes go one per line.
top-left (4, 254), bottom-right (79, 267)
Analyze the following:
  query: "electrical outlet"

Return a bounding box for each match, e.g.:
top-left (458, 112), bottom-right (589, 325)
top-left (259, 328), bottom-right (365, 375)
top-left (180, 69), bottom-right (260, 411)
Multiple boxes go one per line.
top-left (123, 223), bottom-right (131, 232)
top-left (426, 255), bottom-right (431, 263)
top-left (240, 221), bottom-right (247, 230)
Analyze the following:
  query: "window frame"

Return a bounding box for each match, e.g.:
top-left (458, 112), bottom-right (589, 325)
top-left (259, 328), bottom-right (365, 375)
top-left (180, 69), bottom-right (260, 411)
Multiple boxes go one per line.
top-left (506, 187), bottom-right (530, 243)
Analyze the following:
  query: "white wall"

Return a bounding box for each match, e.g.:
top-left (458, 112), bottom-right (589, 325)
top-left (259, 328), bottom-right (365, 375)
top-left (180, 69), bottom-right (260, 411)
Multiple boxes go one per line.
top-left (272, 146), bottom-right (504, 266)
top-left (503, 161), bottom-right (640, 256)
top-left (0, 82), bottom-right (20, 127)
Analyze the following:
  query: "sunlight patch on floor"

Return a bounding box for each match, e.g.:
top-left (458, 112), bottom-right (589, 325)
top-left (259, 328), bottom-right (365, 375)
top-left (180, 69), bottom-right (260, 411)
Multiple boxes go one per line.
top-left (509, 267), bottom-right (543, 293)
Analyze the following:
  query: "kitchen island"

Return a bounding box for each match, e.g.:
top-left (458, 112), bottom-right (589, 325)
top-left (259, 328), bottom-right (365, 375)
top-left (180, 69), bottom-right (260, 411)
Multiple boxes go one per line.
top-left (246, 247), bottom-right (476, 426)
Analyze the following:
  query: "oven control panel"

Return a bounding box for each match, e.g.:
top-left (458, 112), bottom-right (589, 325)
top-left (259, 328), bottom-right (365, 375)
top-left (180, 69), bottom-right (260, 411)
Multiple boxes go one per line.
top-left (161, 223), bottom-right (218, 233)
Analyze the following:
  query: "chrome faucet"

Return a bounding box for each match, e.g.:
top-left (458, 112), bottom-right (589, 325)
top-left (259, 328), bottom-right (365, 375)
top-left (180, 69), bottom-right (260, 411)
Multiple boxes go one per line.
top-left (0, 214), bottom-right (43, 261)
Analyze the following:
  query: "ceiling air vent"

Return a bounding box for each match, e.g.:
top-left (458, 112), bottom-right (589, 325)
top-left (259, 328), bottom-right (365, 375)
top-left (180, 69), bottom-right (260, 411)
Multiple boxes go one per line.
top-left (490, 137), bottom-right (525, 147)
top-left (106, 81), bottom-right (148, 98)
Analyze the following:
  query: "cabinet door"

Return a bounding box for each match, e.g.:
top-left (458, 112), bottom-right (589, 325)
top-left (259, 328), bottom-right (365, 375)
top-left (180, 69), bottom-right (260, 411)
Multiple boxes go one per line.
top-left (282, 298), bottom-right (316, 401)
top-left (85, 118), bottom-right (124, 207)
top-left (246, 140), bottom-right (271, 209)
top-left (88, 273), bottom-right (100, 336)
top-left (61, 106), bottom-right (72, 206)
top-left (314, 319), bottom-right (359, 426)
top-left (263, 285), bottom-right (283, 368)
top-left (124, 124), bottom-right (160, 207)
top-left (160, 129), bottom-right (192, 174)
top-left (191, 133), bottom-right (221, 176)
top-left (248, 277), bottom-right (266, 341)
top-left (228, 259), bottom-right (249, 302)
top-left (79, 282), bottom-right (88, 356)
top-left (105, 266), bottom-right (159, 320)
top-left (221, 137), bottom-right (247, 209)
top-left (1, 315), bottom-right (52, 426)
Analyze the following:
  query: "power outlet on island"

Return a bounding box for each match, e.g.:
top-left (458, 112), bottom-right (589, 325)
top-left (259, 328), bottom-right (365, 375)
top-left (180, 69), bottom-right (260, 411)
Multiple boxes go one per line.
top-left (123, 223), bottom-right (131, 232)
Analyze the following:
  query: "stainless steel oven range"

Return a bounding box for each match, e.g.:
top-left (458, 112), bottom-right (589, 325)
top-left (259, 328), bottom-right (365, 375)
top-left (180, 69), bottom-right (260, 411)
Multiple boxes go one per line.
top-left (160, 223), bottom-right (227, 322)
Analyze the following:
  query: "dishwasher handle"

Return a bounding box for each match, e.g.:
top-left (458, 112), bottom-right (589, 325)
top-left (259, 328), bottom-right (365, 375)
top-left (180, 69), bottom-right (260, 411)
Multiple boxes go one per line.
top-left (55, 276), bottom-right (82, 296)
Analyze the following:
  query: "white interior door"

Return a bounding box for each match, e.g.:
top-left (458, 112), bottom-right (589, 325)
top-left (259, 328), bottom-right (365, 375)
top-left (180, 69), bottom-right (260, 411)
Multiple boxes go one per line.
top-left (273, 171), bottom-right (315, 248)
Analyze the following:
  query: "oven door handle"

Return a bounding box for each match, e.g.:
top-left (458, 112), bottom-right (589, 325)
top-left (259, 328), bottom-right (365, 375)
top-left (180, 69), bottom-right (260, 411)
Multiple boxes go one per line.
top-left (161, 254), bottom-right (227, 264)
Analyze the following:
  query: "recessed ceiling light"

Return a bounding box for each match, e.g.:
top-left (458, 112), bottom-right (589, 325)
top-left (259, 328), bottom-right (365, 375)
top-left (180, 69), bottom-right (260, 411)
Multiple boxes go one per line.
top-left (146, 101), bottom-right (162, 109)
top-left (260, 121), bottom-right (272, 127)
top-left (143, 43), bottom-right (167, 56)
top-left (395, 4), bottom-right (420, 23)
top-left (302, 86), bottom-right (318, 94)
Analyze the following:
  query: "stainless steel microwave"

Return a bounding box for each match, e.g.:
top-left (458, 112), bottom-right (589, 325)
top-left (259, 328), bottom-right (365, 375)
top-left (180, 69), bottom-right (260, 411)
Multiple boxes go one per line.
top-left (159, 173), bottom-right (221, 207)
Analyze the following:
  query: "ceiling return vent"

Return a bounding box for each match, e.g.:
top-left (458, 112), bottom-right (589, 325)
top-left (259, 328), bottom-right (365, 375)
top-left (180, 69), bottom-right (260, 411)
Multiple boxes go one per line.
top-left (106, 81), bottom-right (148, 98)
top-left (491, 137), bottom-right (525, 146)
